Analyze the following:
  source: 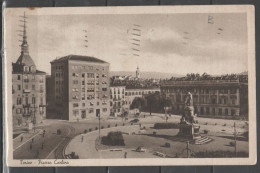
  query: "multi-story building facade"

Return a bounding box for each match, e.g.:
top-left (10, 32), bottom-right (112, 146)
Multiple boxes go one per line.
top-left (12, 15), bottom-right (46, 128)
top-left (125, 88), bottom-right (160, 107)
top-left (161, 79), bottom-right (248, 119)
top-left (48, 55), bottom-right (110, 121)
top-left (110, 86), bottom-right (126, 117)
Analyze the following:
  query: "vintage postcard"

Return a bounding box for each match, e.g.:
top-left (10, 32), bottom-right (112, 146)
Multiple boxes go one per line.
top-left (3, 5), bottom-right (256, 166)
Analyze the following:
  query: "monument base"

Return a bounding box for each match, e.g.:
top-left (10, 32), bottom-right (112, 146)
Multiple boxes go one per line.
top-left (178, 123), bottom-right (201, 140)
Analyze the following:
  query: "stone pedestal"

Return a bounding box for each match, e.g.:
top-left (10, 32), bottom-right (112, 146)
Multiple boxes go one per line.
top-left (178, 123), bottom-right (201, 139)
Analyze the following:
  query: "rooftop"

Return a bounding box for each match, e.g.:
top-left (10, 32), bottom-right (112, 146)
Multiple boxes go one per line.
top-left (51, 55), bottom-right (108, 64)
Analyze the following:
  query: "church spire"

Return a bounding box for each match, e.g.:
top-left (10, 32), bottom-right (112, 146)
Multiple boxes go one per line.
top-left (20, 12), bottom-right (29, 55)
top-left (16, 12), bottom-right (35, 67)
top-left (136, 65), bottom-right (140, 79)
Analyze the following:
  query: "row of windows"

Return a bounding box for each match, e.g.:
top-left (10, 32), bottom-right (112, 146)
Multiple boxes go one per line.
top-left (72, 79), bottom-right (107, 86)
top-left (71, 65), bottom-right (105, 71)
top-left (111, 95), bottom-right (125, 99)
top-left (72, 108), bottom-right (107, 116)
top-left (23, 66), bottom-right (35, 72)
top-left (163, 88), bottom-right (238, 94)
top-left (55, 73), bottom-right (63, 78)
top-left (110, 88), bottom-right (125, 95)
top-left (171, 95), bottom-right (237, 105)
top-left (125, 90), bottom-right (156, 96)
top-left (55, 65), bottom-right (63, 70)
top-left (16, 75), bottom-right (44, 82)
top-left (16, 97), bottom-right (44, 105)
top-left (13, 84), bottom-right (44, 91)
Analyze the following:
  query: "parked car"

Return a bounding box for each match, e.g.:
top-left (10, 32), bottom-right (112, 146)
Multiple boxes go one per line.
top-left (129, 119), bottom-right (139, 124)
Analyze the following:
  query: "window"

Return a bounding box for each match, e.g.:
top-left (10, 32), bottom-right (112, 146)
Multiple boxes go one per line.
top-left (82, 73), bottom-right (85, 78)
top-left (17, 85), bottom-right (21, 90)
top-left (17, 98), bottom-right (22, 105)
top-left (25, 97), bottom-right (29, 105)
top-left (81, 96), bottom-right (85, 100)
top-left (32, 85), bottom-right (35, 90)
top-left (40, 97), bottom-right (43, 105)
top-left (73, 110), bottom-right (79, 116)
top-left (40, 85), bottom-right (44, 93)
top-left (17, 75), bottom-right (21, 80)
top-left (97, 102), bottom-right (99, 106)
top-left (24, 66), bottom-right (29, 72)
top-left (32, 97), bottom-right (36, 104)
top-left (89, 108), bottom-right (94, 113)
top-left (82, 103), bottom-right (85, 107)
top-left (73, 80), bottom-right (78, 84)
top-left (102, 88), bottom-right (107, 91)
top-left (82, 81), bottom-right (85, 85)
top-left (30, 66), bottom-right (35, 72)
top-left (218, 109), bottom-right (222, 115)
top-left (73, 103), bottom-right (79, 107)
top-left (16, 108), bottom-right (22, 114)
top-left (25, 85), bottom-right (28, 89)
top-left (231, 89), bottom-right (237, 94)
top-left (225, 109), bottom-right (229, 115)
top-left (103, 108), bottom-right (107, 112)
top-left (87, 73), bottom-right (94, 78)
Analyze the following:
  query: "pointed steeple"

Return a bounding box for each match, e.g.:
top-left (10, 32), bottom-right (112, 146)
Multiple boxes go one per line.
top-left (20, 12), bottom-right (29, 55)
top-left (136, 65), bottom-right (140, 79)
top-left (16, 12), bottom-right (35, 67)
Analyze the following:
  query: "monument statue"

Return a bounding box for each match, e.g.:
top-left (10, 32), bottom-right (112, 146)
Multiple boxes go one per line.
top-left (178, 91), bottom-right (200, 139)
top-left (180, 92), bottom-right (196, 124)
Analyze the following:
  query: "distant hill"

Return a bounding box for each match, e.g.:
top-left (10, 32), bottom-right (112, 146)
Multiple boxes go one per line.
top-left (110, 71), bottom-right (183, 79)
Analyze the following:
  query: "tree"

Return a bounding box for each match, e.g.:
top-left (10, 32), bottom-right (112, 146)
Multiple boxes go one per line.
top-left (145, 92), bottom-right (160, 115)
top-left (130, 97), bottom-right (145, 111)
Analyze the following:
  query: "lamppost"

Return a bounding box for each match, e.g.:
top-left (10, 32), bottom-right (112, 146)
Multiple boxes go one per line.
top-left (98, 113), bottom-right (101, 141)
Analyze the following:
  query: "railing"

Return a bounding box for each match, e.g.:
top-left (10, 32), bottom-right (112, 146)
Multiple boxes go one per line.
top-left (24, 79), bottom-right (29, 83)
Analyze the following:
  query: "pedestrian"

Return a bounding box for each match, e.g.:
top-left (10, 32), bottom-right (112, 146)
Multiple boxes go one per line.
top-left (124, 152), bottom-right (127, 158)
top-left (30, 143), bottom-right (32, 150)
top-left (41, 142), bottom-right (44, 149)
top-left (81, 136), bottom-right (84, 142)
top-left (20, 136), bottom-right (23, 142)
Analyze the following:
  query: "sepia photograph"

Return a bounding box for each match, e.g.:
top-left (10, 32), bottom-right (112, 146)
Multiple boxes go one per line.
top-left (3, 5), bottom-right (256, 166)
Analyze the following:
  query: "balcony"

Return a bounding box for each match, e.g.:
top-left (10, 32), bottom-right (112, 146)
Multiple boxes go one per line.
top-left (24, 79), bottom-right (29, 83)
top-left (39, 80), bottom-right (44, 83)
top-left (23, 89), bottom-right (31, 93)
top-left (39, 104), bottom-right (46, 107)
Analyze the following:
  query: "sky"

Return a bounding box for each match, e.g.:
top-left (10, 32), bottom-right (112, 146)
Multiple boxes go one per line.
top-left (6, 12), bottom-right (248, 75)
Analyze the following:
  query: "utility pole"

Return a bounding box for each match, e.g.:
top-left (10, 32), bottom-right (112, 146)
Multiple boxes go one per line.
top-left (186, 141), bottom-right (189, 158)
top-left (234, 122), bottom-right (237, 157)
top-left (99, 113), bottom-right (101, 141)
top-left (33, 104), bottom-right (37, 133)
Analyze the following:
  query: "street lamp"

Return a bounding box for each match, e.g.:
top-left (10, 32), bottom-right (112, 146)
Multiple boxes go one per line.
top-left (98, 113), bottom-right (101, 141)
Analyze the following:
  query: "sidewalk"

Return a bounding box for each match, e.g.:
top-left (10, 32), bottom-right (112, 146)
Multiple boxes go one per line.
top-left (65, 125), bottom-right (143, 159)
top-left (13, 129), bottom-right (42, 151)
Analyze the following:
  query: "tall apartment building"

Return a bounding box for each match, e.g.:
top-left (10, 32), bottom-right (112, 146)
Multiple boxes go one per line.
top-left (12, 13), bottom-right (46, 128)
top-left (110, 86), bottom-right (126, 117)
top-left (49, 55), bottom-right (110, 121)
top-left (161, 79), bottom-right (248, 119)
